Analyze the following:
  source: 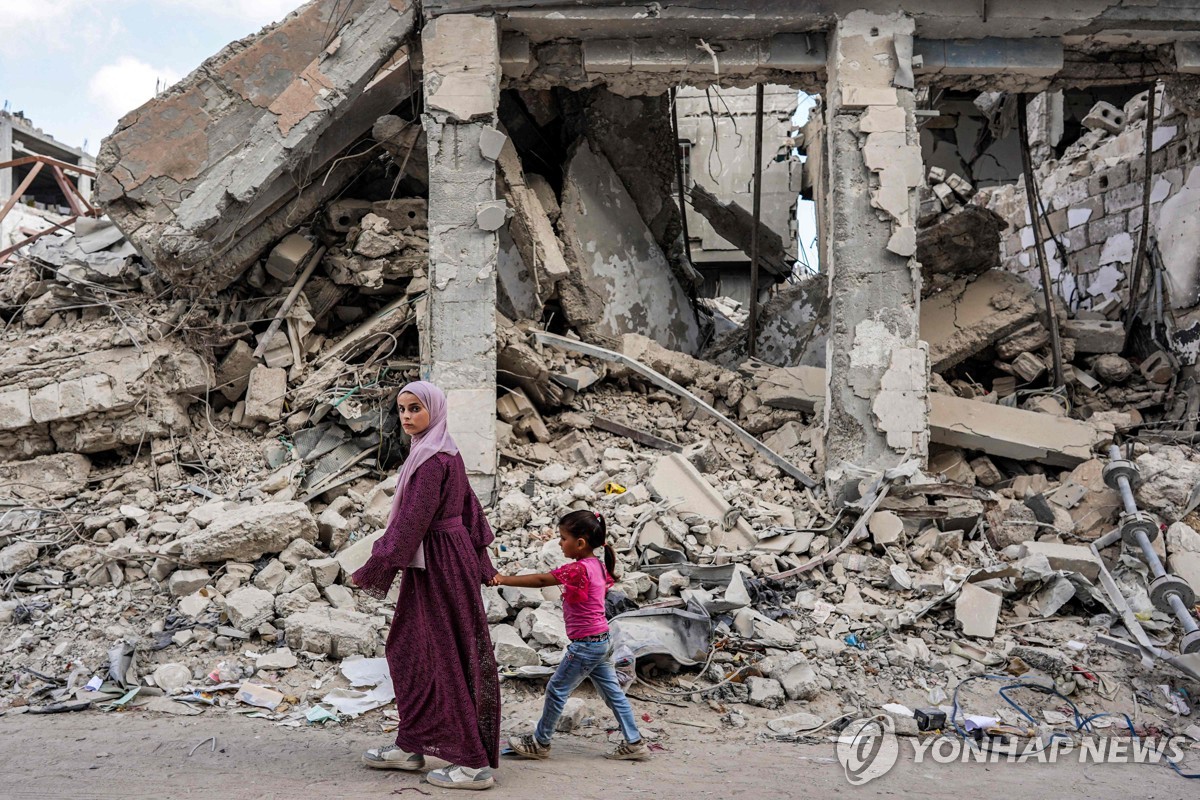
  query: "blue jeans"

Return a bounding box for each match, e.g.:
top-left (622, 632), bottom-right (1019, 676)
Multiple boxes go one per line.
top-left (534, 638), bottom-right (642, 745)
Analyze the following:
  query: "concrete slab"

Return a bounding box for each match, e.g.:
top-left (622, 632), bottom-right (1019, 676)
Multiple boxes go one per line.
top-left (956, 582), bottom-right (1001, 639)
top-left (757, 364), bottom-right (1105, 467)
top-left (649, 453), bottom-right (756, 551)
top-left (559, 139), bottom-right (700, 354)
top-left (921, 270), bottom-right (1039, 372)
top-left (96, 0), bottom-right (417, 291)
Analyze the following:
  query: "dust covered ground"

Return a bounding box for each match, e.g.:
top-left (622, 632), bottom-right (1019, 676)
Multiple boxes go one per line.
top-left (1, 710), bottom-right (1194, 800)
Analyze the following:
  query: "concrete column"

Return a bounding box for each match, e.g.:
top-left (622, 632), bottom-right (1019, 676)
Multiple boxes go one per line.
top-left (822, 12), bottom-right (929, 501)
top-left (0, 118), bottom-right (12, 201)
top-left (421, 14), bottom-right (502, 502)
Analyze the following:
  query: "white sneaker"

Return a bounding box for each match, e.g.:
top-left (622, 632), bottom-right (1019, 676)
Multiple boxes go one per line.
top-left (427, 765), bottom-right (495, 790)
top-left (362, 745), bottom-right (425, 771)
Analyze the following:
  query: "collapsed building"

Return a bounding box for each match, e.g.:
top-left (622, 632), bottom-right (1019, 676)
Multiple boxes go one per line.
top-left (3, 0), bottom-right (1200, 756)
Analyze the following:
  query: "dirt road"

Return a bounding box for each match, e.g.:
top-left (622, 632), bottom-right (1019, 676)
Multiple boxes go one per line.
top-left (1, 711), bottom-right (1195, 800)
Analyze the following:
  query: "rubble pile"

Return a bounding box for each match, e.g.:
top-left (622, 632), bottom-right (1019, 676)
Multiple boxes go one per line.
top-left (1, 5), bottom-right (1199, 761)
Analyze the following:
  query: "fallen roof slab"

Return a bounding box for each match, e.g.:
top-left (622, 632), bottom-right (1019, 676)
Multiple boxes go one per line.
top-left (756, 365), bottom-right (1106, 468)
top-left (95, 0), bottom-right (417, 293)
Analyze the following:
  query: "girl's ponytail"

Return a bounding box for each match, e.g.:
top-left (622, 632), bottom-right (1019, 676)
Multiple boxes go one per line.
top-left (559, 508), bottom-right (616, 576)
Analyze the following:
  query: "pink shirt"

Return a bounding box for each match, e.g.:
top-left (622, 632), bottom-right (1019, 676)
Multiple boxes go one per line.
top-left (551, 557), bottom-right (613, 640)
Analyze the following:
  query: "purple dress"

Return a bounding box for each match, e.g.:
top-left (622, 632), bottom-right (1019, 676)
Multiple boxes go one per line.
top-left (353, 452), bottom-right (500, 769)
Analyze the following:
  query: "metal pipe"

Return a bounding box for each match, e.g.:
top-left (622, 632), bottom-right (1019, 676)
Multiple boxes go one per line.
top-left (1134, 529), bottom-right (1167, 579)
top-left (1016, 96), bottom-right (1065, 389)
top-left (1106, 444), bottom-right (1200, 645)
top-left (747, 83), bottom-right (764, 359)
top-left (1170, 595), bottom-right (1200, 634)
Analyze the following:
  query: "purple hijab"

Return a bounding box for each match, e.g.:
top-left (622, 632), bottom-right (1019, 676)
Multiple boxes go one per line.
top-left (389, 381), bottom-right (458, 569)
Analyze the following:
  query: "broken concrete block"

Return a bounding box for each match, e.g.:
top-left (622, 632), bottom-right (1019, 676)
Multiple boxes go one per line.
top-left (479, 126), bottom-right (507, 161)
top-left (323, 584), bottom-right (356, 610)
top-left (491, 623), bottom-right (539, 666)
top-left (932, 182), bottom-right (957, 209)
top-left (956, 582), bottom-right (1001, 639)
top-left (869, 510), bottom-right (904, 546)
top-left (265, 233), bottom-right (315, 282)
top-left (254, 559), bottom-right (288, 594)
top-left (928, 449), bottom-right (974, 484)
top-left (649, 453), bottom-right (756, 551)
top-left (225, 586), bottom-right (276, 630)
top-left (994, 323), bottom-right (1050, 362)
top-left (1060, 459), bottom-right (1122, 538)
top-left (1167, 522), bottom-right (1200, 596)
top-left (496, 490), bottom-right (533, 530)
top-left (0, 541), bottom-right (39, 574)
top-left (1082, 101), bottom-right (1126, 135)
top-left (1022, 541), bottom-right (1102, 581)
top-left (760, 651), bottom-right (820, 701)
top-left (1062, 319), bottom-right (1126, 354)
top-left (0, 453), bottom-right (91, 500)
top-left (555, 697), bottom-right (588, 732)
top-left (168, 568), bottom-right (211, 597)
top-left (746, 676), bottom-right (786, 709)
top-left (516, 605), bottom-right (569, 648)
top-left (970, 456), bottom-right (1003, 486)
top-left (244, 366), bottom-right (287, 423)
top-left (1140, 350), bottom-right (1175, 384)
top-left (1011, 352), bottom-right (1048, 383)
top-left (216, 340), bottom-right (257, 402)
top-left (921, 270), bottom-right (1038, 372)
top-left (1092, 354), bottom-right (1133, 383)
top-left (176, 502), bottom-right (317, 563)
top-left (283, 607), bottom-right (377, 658)
top-left (483, 587), bottom-right (511, 623)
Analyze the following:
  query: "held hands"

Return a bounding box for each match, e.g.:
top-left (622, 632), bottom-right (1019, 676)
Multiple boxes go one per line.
top-left (488, 574), bottom-right (506, 587)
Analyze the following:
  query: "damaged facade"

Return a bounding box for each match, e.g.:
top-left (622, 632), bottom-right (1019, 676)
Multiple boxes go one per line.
top-left (3, 0), bottom-right (1200, 765)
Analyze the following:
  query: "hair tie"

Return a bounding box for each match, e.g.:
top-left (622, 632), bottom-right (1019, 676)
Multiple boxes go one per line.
top-left (594, 512), bottom-right (602, 520)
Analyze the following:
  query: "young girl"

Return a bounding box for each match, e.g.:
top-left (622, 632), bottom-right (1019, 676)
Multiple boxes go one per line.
top-left (491, 510), bottom-right (650, 761)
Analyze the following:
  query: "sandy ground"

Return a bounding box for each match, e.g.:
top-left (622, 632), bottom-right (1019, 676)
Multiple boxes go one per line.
top-left (1, 709), bottom-right (1196, 800)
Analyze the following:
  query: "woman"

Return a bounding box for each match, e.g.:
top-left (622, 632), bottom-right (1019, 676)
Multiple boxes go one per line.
top-left (354, 381), bottom-right (501, 791)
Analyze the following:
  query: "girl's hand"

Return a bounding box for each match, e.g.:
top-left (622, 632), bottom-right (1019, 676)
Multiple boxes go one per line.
top-left (489, 574), bottom-right (505, 587)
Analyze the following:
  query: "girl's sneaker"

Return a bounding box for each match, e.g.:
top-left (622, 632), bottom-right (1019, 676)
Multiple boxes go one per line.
top-left (605, 739), bottom-right (651, 761)
top-left (427, 765), bottom-right (495, 790)
top-left (361, 744), bottom-right (425, 770)
top-left (507, 734), bottom-right (551, 759)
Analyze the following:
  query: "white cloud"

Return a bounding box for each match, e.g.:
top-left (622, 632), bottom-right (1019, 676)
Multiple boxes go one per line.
top-left (88, 56), bottom-right (182, 119)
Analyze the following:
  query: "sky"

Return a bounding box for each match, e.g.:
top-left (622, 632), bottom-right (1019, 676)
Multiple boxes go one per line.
top-left (0, 0), bottom-right (300, 155)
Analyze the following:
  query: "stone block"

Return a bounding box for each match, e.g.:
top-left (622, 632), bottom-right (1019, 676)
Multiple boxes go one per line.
top-left (746, 676), bottom-right (786, 709)
top-left (491, 623), bottom-right (539, 666)
top-left (1062, 320), bottom-right (1126, 354)
top-left (1082, 101), bottom-right (1126, 135)
top-left (283, 607), bottom-right (377, 658)
top-left (955, 582), bottom-right (1001, 638)
top-left (176, 502), bottom-right (317, 563)
top-left (1021, 541), bottom-right (1101, 581)
top-left (225, 586), bottom-right (276, 629)
top-left (169, 568), bottom-right (211, 597)
top-left (265, 233), bottom-right (314, 282)
top-left (244, 366), bottom-right (287, 423)
top-left (216, 340), bottom-right (257, 402)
